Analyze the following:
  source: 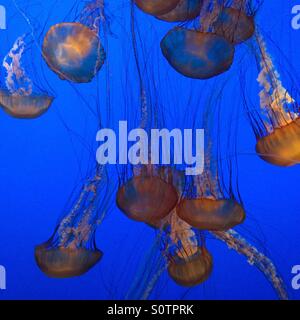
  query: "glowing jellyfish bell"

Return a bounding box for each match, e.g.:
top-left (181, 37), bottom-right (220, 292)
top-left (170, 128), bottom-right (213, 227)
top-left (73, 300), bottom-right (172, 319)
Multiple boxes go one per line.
top-left (157, 0), bottom-right (203, 22)
top-left (251, 33), bottom-right (300, 167)
top-left (35, 171), bottom-right (106, 278)
top-left (42, 1), bottom-right (106, 83)
top-left (160, 0), bottom-right (235, 79)
top-left (117, 165), bottom-right (179, 225)
top-left (135, 0), bottom-right (181, 16)
top-left (167, 212), bottom-right (213, 287)
top-left (0, 35), bottom-right (54, 119)
top-left (177, 141), bottom-right (245, 231)
top-left (213, 1), bottom-right (255, 45)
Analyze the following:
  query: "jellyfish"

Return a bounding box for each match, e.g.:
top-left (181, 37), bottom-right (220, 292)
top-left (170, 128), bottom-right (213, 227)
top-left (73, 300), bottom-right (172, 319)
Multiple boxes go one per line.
top-left (212, 0), bottom-right (256, 44)
top-left (160, 1), bottom-right (235, 79)
top-left (0, 35), bottom-right (54, 119)
top-left (117, 165), bottom-right (179, 225)
top-left (135, 0), bottom-right (181, 16)
top-left (166, 212), bottom-right (213, 287)
top-left (42, 0), bottom-right (106, 83)
top-left (35, 167), bottom-right (109, 278)
top-left (247, 33), bottom-right (300, 166)
top-left (157, 0), bottom-right (203, 22)
top-left (177, 137), bottom-right (245, 231)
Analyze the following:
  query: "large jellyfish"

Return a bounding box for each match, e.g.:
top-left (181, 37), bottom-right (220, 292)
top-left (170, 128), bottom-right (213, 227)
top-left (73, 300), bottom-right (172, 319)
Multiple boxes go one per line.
top-left (35, 167), bottom-right (111, 278)
top-left (247, 32), bottom-right (300, 166)
top-left (42, 0), bottom-right (106, 83)
top-left (0, 35), bottom-right (54, 119)
top-left (117, 4), bottom-right (179, 226)
top-left (160, 1), bottom-right (235, 79)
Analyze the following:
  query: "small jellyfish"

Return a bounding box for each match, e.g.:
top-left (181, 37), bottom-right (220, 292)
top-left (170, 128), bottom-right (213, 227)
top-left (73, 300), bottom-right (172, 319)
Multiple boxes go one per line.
top-left (35, 168), bottom-right (107, 278)
top-left (117, 165), bottom-right (178, 225)
top-left (160, 27), bottom-right (234, 79)
top-left (168, 247), bottom-right (213, 287)
top-left (213, 1), bottom-right (255, 44)
top-left (42, 1), bottom-right (106, 83)
top-left (135, 0), bottom-right (181, 16)
top-left (249, 33), bottom-right (300, 166)
top-left (167, 212), bottom-right (213, 287)
top-left (0, 35), bottom-right (54, 119)
top-left (157, 0), bottom-right (203, 22)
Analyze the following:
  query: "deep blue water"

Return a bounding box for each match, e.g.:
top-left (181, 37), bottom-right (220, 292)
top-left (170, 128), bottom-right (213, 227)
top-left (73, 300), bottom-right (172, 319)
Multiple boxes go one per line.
top-left (0, 0), bottom-right (299, 300)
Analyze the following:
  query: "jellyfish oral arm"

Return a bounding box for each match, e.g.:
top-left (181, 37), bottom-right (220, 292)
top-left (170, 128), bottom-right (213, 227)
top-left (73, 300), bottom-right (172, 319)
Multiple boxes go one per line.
top-left (212, 230), bottom-right (288, 300)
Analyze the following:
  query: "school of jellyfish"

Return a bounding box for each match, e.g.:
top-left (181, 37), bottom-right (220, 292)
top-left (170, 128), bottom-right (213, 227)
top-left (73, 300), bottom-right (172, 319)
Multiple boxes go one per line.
top-left (1, 0), bottom-right (299, 300)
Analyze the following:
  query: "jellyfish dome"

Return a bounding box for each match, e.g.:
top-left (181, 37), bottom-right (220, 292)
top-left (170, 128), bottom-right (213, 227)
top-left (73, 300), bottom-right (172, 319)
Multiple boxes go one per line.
top-left (255, 118), bottom-right (300, 167)
top-left (42, 22), bottom-right (106, 83)
top-left (0, 89), bottom-right (53, 119)
top-left (135, 0), bottom-right (180, 16)
top-left (157, 0), bottom-right (203, 22)
top-left (35, 244), bottom-right (102, 278)
top-left (213, 7), bottom-right (255, 44)
top-left (117, 175), bottom-right (178, 225)
top-left (177, 198), bottom-right (245, 231)
top-left (161, 28), bottom-right (235, 79)
top-left (168, 247), bottom-right (213, 287)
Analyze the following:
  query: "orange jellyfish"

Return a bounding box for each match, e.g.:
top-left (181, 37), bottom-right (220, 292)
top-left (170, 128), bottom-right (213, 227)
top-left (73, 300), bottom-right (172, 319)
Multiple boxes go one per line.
top-left (177, 138), bottom-right (245, 231)
top-left (249, 33), bottom-right (300, 167)
top-left (35, 168), bottom-right (107, 278)
top-left (42, 0), bottom-right (106, 83)
top-left (0, 35), bottom-right (54, 119)
top-left (166, 212), bottom-right (213, 287)
top-left (135, 0), bottom-right (180, 16)
top-left (117, 165), bottom-right (178, 225)
top-left (213, 0), bottom-right (256, 44)
top-left (160, 1), bottom-right (235, 79)
top-left (157, 0), bottom-right (203, 22)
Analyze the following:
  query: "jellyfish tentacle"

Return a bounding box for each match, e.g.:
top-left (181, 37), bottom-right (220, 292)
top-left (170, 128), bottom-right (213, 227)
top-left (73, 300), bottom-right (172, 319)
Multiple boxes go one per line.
top-left (212, 229), bottom-right (288, 300)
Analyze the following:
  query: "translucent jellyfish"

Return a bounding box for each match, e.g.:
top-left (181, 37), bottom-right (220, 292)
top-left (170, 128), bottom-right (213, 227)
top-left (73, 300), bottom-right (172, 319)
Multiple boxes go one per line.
top-left (160, 6), bottom-right (235, 80)
top-left (135, 0), bottom-right (180, 16)
top-left (157, 0), bottom-right (203, 22)
top-left (0, 35), bottom-right (54, 119)
top-left (35, 168), bottom-right (108, 278)
top-left (166, 212), bottom-right (213, 287)
top-left (248, 33), bottom-right (300, 166)
top-left (177, 138), bottom-right (245, 231)
top-left (42, 1), bottom-right (106, 83)
top-left (213, 1), bottom-right (256, 44)
top-left (117, 165), bottom-right (178, 225)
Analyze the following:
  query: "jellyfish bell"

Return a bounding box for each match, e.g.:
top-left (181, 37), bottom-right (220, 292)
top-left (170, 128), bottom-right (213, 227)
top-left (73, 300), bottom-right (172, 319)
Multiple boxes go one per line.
top-left (157, 0), bottom-right (203, 22)
top-left (0, 89), bottom-right (54, 119)
top-left (35, 244), bottom-right (103, 278)
top-left (117, 173), bottom-right (178, 225)
top-left (161, 27), bottom-right (235, 79)
top-left (213, 7), bottom-right (255, 44)
top-left (42, 22), bottom-right (106, 83)
top-left (255, 118), bottom-right (300, 167)
top-left (135, 0), bottom-right (180, 16)
top-left (177, 198), bottom-right (245, 231)
top-left (168, 246), bottom-right (213, 287)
